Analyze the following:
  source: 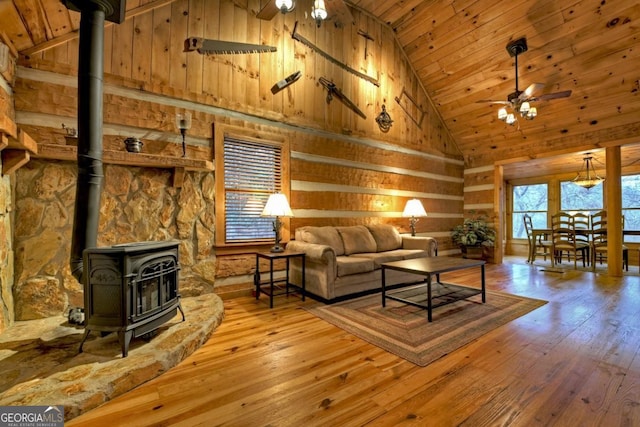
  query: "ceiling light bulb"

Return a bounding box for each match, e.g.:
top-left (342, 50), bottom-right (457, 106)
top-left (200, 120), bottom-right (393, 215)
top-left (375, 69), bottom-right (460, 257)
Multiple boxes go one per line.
top-left (311, 0), bottom-right (327, 22)
top-left (498, 108), bottom-right (507, 121)
top-left (275, 0), bottom-right (294, 13)
top-left (506, 113), bottom-right (516, 125)
top-left (527, 107), bottom-right (537, 119)
top-left (519, 101), bottom-right (530, 115)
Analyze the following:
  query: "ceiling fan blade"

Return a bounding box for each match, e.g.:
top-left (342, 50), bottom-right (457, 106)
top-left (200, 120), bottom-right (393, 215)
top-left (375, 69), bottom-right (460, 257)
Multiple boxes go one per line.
top-left (476, 100), bottom-right (510, 105)
top-left (257, 0), bottom-right (279, 20)
top-left (518, 83), bottom-right (545, 100)
top-left (325, 0), bottom-right (354, 26)
top-left (531, 90), bottom-right (572, 101)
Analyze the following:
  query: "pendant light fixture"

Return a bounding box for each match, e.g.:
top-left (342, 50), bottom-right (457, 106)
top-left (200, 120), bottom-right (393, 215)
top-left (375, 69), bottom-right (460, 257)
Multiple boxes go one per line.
top-left (572, 154), bottom-right (605, 189)
top-left (311, 0), bottom-right (327, 27)
top-left (275, 0), bottom-right (295, 14)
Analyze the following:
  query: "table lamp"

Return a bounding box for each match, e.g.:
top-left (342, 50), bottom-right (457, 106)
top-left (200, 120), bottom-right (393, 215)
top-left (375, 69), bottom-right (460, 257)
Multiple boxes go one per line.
top-left (402, 199), bottom-right (427, 236)
top-left (261, 193), bottom-right (294, 252)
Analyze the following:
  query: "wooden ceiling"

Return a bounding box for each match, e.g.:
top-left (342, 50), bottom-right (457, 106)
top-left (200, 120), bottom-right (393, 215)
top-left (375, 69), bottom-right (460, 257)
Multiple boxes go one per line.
top-left (1, 0), bottom-right (639, 180)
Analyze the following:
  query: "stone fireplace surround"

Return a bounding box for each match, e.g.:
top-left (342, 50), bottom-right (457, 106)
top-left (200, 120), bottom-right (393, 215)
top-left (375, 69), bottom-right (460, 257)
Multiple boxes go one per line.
top-left (6, 159), bottom-right (217, 324)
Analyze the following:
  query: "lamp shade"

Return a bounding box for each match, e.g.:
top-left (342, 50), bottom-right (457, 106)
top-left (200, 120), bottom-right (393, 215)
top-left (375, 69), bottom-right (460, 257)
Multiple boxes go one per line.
top-left (402, 199), bottom-right (427, 218)
top-left (261, 193), bottom-right (293, 217)
top-left (275, 0), bottom-right (294, 13)
top-left (311, 0), bottom-right (328, 20)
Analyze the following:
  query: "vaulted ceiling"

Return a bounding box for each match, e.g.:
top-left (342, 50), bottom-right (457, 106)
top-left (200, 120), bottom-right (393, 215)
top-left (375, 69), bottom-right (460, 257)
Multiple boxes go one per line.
top-left (2, 0), bottom-right (639, 179)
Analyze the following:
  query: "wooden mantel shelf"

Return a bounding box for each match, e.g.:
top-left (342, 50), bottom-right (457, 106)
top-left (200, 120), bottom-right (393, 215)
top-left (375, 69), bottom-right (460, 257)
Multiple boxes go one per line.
top-left (1, 115), bottom-right (38, 175)
top-left (34, 143), bottom-right (214, 187)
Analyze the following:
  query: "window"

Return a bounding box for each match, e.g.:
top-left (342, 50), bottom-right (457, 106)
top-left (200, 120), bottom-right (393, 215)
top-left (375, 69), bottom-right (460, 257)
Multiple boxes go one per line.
top-left (560, 180), bottom-right (603, 215)
top-left (512, 184), bottom-right (548, 238)
top-left (622, 174), bottom-right (640, 242)
top-left (215, 127), bottom-right (289, 247)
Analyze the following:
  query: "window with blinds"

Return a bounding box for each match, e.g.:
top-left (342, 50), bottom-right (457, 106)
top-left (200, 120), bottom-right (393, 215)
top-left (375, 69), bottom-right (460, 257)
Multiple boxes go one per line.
top-left (223, 137), bottom-right (283, 243)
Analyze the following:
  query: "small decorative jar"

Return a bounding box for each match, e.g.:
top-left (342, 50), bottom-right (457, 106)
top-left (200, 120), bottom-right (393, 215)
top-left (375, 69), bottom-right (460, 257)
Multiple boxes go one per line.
top-left (124, 137), bottom-right (143, 153)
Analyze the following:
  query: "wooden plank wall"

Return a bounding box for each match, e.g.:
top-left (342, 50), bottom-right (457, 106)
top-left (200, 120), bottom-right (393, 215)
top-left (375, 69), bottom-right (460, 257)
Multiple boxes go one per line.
top-left (13, 0), bottom-right (469, 292)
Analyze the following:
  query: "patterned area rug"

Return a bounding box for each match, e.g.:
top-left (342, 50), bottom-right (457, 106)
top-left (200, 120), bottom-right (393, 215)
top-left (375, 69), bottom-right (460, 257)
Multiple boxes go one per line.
top-left (305, 285), bottom-right (546, 366)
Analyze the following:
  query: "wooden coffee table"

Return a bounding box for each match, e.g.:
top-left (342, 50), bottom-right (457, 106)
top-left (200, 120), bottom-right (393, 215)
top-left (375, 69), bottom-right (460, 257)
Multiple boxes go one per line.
top-left (381, 257), bottom-right (486, 321)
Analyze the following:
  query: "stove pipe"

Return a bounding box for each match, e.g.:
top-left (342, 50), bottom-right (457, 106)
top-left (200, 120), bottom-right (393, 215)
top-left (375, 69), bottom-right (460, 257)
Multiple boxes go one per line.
top-left (68, 2), bottom-right (108, 282)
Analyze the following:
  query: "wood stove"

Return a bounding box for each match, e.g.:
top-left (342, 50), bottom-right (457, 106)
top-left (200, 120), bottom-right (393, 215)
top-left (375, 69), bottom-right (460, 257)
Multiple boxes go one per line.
top-left (78, 240), bottom-right (184, 357)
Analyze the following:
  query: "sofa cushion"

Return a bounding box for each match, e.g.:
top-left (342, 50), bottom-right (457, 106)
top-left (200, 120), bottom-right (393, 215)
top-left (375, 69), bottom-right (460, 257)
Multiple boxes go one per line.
top-left (358, 251), bottom-right (406, 269)
top-left (337, 226), bottom-right (377, 255)
top-left (399, 249), bottom-right (430, 260)
top-left (367, 224), bottom-right (402, 252)
top-left (336, 256), bottom-right (375, 276)
top-left (296, 226), bottom-right (345, 256)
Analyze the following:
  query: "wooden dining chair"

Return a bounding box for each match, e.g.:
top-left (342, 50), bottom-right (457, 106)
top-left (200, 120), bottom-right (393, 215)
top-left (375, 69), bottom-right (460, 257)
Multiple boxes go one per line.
top-left (572, 212), bottom-right (591, 266)
top-left (590, 210), bottom-right (629, 271)
top-left (551, 211), bottom-right (589, 268)
top-left (523, 214), bottom-right (551, 263)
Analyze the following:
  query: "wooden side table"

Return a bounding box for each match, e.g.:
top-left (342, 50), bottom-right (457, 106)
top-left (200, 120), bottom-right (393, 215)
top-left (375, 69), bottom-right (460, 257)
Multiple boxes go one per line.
top-left (254, 251), bottom-right (306, 308)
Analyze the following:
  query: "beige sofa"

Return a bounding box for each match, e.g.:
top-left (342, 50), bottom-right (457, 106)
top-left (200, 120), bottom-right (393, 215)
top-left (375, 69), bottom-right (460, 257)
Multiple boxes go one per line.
top-left (287, 224), bottom-right (437, 302)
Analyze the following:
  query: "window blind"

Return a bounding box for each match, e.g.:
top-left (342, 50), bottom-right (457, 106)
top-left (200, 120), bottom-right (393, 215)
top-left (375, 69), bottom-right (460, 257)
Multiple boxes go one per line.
top-left (224, 137), bottom-right (282, 243)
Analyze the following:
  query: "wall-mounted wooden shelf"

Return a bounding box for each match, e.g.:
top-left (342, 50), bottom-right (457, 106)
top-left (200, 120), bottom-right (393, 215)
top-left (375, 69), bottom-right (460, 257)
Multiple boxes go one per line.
top-left (34, 143), bottom-right (214, 187)
top-left (1, 115), bottom-right (37, 175)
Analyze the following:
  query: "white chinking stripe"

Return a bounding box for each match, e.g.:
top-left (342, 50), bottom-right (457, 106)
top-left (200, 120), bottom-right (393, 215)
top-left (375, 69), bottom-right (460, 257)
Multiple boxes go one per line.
top-left (464, 184), bottom-right (494, 192)
top-left (291, 180), bottom-right (463, 201)
top-left (464, 165), bottom-right (494, 174)
top-left (291, 151), bottom-right (463, 184)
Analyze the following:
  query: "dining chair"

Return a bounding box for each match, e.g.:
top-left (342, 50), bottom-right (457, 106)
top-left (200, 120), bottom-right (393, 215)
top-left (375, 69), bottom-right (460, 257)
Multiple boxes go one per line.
top-left (590, 210), bottom-right (629, 271)
top-left (551, 211), bottom-right (589, 268)
top-left (572, 212), bottom-right (591, 266)
top-left (523, 214), bottom-right (551, 263)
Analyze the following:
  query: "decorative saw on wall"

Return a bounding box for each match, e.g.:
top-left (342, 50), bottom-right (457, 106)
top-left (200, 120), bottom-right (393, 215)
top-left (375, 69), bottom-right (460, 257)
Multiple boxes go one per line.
top-left (477, 37), bottom-right (572, 126)
top-left (184, 38), bottom-right (277, 55)
top-left (257, 0), bottom-right (354, 28)
top-left (291, 21), bottom-right (379, 87)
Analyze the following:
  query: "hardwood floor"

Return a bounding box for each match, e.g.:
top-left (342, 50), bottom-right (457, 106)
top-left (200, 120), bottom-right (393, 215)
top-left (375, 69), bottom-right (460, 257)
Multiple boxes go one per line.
top-left (67, 259), bottom-right (640, 426)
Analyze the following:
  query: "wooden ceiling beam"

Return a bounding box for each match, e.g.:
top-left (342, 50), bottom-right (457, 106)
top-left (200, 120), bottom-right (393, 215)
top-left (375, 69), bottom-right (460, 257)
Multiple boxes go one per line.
top-left (20, 0), bottom-right (176, 57)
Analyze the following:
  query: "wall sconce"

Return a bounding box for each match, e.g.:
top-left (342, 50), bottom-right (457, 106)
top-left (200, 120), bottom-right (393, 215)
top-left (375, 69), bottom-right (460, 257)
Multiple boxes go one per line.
top-left (275, 0), bottom-right (295, 14)
top-left (402, 199), bottom-right (427, 236)
top-left (261, 193), bottom-right (294, 252)
top-left (311, 0), bottom-right (327, 27)
top-left (175, 112), bottom-right (192, 157)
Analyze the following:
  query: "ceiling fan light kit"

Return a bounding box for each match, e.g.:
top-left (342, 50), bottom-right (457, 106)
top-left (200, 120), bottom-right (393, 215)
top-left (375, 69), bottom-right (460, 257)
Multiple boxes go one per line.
top-left (481, 37), bottom-right (571, 127)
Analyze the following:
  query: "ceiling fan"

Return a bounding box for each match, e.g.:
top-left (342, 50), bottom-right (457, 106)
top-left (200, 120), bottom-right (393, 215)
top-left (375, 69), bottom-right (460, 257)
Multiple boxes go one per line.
top-left (257, 0), bottom-right (353, 27)
top-left (477, 37), bottom-right (572, 125)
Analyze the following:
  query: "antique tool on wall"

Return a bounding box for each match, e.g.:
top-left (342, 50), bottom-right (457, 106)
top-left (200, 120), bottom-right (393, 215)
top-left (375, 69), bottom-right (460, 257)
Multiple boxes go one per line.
top-left (184, 37), bottom-right (277, 55)
top-left (357, 29), bottom-right (374, 60)
top-left (292, 22), bottom-right (379, 87)
top-left (375, 104), bottom-right (393, 132)
top-left (318, 76), bottom-right (366, 119)
top-left (271, 70), bottom-right (302, 94)
top-left (395, 87), bottom-right (425, 127)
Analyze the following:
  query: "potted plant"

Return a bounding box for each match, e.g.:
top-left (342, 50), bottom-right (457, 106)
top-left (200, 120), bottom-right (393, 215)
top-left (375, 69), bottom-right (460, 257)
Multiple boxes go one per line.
top-left (451, 214), bottom-right (496, 259)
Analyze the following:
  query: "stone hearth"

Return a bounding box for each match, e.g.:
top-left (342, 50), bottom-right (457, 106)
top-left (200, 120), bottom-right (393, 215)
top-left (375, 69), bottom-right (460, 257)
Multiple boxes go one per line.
top-left (0, 293), bottom-right (224, 421)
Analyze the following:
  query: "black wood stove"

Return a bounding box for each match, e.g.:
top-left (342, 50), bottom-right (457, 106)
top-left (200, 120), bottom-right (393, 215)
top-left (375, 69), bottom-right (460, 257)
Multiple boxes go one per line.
top-left (78, 240), bottom-right (184, 357)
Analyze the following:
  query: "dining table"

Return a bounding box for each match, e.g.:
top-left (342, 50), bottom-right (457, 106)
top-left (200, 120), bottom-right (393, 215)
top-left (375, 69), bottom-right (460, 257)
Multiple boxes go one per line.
top-left (530, 228), bottom-right (640, 270)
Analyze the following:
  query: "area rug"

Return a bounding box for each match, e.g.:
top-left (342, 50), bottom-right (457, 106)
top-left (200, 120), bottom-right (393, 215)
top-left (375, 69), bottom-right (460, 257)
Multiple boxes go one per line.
top-left (305, 285), bottom-right (546, 366)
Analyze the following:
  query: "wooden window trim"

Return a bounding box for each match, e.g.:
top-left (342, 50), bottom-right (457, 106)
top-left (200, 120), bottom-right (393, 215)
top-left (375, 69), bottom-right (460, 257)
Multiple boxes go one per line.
top-left (214, 124), bottom-right (291, 248)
